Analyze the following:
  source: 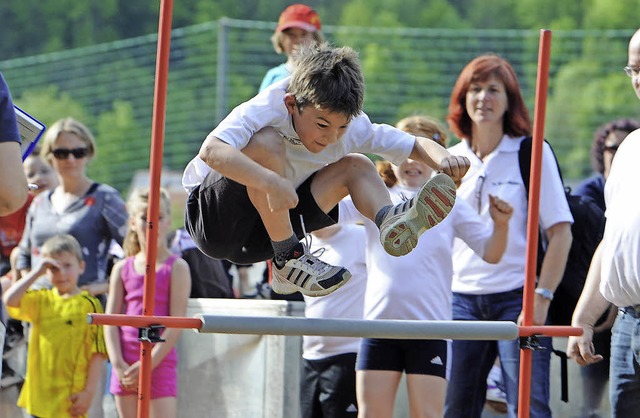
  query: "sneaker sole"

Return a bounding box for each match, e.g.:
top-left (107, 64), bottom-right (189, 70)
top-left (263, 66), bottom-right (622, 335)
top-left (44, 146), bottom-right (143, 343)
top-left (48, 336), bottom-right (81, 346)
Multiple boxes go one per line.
top-left (271, 269), bottom-right (352, 297)
top-left (381, 173), bottom-right (456, 257)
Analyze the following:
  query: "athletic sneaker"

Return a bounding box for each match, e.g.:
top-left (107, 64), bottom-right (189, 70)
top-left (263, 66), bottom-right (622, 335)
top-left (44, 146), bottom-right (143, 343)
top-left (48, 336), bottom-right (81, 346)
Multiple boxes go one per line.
top-left (271, 238), bottom-right (352, 297)
top-left (379, 173), bottom-right (456, 256)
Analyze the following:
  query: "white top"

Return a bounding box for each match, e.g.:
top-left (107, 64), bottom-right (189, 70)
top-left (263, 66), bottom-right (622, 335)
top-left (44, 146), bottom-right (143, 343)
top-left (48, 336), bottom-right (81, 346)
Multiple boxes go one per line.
top-left (182, 77), bottom-right (415, 192)
top-left (339, 185), bottom-right (491, 322)
top-left (599, 130), bottom-right (640, 307)
top-left (302, 223), bottom-right (367, 360)
top-left (449, 135), bottom-right (573, 294)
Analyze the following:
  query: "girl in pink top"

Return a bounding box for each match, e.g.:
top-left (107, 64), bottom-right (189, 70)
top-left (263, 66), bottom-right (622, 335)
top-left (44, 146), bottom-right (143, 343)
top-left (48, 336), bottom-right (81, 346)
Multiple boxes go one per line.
top-left (104, 188), bottom-right (191, 418)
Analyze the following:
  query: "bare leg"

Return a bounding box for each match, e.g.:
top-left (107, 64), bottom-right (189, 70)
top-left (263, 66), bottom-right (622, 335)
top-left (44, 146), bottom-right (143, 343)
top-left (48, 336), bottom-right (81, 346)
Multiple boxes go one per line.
top-left (240, 128), bottom-right (351, 297)
top-left (150, 396), bottom-right (178, 418)
top-left (114, 395), bottom-right (137, 418)
top-left (311, 155), bottom-right (456, 256)
top-left (356, 370), bottom-right (402, 418)
top-left (311, 154), bottom-right (392, 222)
top-left (406, 374), bottom-right (447, 418)
top-left (241, 127), bottom-right (294, 242)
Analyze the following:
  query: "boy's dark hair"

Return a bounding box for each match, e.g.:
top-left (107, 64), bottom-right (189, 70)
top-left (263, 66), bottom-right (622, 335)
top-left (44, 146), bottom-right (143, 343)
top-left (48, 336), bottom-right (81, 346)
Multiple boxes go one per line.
top-left (288, 42), bottom-right (364, 117)
top-left (41, 234), bottom-right (83, 262)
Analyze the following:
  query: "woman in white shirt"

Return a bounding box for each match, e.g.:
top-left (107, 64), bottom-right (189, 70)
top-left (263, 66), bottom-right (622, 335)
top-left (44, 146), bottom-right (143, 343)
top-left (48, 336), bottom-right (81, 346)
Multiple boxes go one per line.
top-left (444, 54), bottom-right (573, 418)
top-left (340, 116), bottom-right (513, 418)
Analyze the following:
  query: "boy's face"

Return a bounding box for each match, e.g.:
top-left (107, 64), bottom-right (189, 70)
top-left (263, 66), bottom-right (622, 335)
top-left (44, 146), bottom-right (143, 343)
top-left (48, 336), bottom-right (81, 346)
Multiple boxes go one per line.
top-left (284, 94), bottom-right (351, 153)
top-left (46, 251), bottom-right (84, 295)
top-left (23, 155), bottom-right (57, 196)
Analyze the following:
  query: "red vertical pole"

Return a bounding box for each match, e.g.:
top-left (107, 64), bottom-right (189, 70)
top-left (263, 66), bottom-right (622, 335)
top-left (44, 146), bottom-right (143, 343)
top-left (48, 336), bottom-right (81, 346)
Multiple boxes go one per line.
top-left (518, 29), bottom-right (552, 418)
top-left (137, 1), bottom-right (173, 417)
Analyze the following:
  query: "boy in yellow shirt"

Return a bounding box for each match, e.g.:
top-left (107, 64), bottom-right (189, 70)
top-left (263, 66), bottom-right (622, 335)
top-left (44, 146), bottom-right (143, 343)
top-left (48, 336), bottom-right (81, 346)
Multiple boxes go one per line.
top-left (3, 234), bottom-right (107, 417)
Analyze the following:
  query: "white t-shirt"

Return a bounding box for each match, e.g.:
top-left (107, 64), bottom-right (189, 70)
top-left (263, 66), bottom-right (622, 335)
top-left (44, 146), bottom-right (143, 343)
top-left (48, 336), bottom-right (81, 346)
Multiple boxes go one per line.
top-left (182, 77), bottom-right (415, 192)
top-left (449, 135), bottom-right (573, 295)
top-left (303, 223), bottom-right (367, 360)
top-left (599, 130), bottom-right (640, 307)
top-left (339, 185), bottom-right (492, 322)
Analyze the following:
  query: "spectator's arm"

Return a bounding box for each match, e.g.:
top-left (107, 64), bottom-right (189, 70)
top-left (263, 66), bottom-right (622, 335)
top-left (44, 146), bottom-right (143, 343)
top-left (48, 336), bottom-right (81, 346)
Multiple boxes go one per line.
top-left (0, 142), bottom-right (28, 215)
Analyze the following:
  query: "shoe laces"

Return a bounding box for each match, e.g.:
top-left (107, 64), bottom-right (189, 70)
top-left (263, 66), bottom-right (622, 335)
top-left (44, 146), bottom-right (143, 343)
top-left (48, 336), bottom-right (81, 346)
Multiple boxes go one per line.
top-left (392, 193), bottom-right (414, 216)
top-left (297, 215), bottom-right (330, 274)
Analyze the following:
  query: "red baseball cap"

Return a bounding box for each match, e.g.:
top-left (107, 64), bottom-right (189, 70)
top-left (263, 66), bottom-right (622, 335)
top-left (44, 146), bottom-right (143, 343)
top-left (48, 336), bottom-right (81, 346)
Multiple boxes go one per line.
top-left (276, 4), bottom-right (322, 33)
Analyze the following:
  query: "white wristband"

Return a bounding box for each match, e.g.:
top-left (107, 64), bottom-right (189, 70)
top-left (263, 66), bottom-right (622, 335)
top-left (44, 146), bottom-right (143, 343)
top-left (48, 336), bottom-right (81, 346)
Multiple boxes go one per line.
top-left (535, 287), bottom-right (554, 301)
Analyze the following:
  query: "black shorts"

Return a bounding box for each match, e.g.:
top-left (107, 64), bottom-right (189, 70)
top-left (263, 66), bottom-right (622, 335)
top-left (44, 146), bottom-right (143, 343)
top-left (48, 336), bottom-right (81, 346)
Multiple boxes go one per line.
top-left (300, 353), bottom-right (358, 418)
top-left (356, 338), bottom-right (449, 378)
top-left (185, 172), bottom-right (338, 264)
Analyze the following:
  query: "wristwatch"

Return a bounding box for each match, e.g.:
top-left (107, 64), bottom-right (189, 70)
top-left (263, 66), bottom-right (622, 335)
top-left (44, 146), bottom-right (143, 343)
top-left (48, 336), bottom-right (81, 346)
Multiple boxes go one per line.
top-left (535, 287), bottom-right (554, 301)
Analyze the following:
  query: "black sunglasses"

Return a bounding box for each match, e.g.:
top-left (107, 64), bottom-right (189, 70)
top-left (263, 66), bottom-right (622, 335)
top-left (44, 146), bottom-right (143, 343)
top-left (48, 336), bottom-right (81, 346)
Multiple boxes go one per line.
top-left (52, 147), bottom-right (89, 160)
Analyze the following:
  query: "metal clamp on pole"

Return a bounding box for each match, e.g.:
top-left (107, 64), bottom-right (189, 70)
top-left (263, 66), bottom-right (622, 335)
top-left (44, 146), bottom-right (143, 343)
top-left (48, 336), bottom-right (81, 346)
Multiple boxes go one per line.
top-left (519, 335), bottom-right (546, 351)
top-left (138, 325), bottom-right (166, 343)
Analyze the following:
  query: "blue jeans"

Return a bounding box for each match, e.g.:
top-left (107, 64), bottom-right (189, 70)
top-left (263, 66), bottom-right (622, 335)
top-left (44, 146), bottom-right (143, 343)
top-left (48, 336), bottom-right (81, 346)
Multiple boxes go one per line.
top-left (610, 308), bottom-right (640, 417)
top-left (444, 289), bottom-right (552, 418)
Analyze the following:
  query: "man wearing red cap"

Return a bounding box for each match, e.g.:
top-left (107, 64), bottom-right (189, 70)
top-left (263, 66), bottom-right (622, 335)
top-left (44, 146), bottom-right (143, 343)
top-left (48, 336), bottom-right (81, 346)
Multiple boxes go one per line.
top-left (259, 4), bottom-right (325, 92)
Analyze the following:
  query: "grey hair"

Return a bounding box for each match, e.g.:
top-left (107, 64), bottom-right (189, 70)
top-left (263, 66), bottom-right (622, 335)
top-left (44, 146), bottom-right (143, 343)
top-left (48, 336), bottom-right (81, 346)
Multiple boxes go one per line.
top-left (287, 42), bottom-right (364, 118)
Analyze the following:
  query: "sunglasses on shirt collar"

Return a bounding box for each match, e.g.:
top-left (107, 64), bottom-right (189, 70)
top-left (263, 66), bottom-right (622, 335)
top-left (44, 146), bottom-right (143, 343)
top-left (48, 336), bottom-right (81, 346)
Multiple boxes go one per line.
top-left (51, 147), bottom-right (89, 160)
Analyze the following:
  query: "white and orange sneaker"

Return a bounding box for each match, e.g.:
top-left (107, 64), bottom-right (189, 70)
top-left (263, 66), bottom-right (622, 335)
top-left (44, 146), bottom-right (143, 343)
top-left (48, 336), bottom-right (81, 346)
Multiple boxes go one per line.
top-left (379, 173), bottom-right (456, 257)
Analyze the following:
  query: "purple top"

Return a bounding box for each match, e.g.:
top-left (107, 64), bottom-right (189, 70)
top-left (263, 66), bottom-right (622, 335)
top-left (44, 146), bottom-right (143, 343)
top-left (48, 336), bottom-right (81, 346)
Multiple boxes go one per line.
top-left (110, 255), bottom-right (178, 398)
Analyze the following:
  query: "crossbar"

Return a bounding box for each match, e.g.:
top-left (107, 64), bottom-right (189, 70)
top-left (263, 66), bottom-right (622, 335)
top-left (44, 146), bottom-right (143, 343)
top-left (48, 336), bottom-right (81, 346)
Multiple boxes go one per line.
top-left (196, 315), bottom-right (519, 340)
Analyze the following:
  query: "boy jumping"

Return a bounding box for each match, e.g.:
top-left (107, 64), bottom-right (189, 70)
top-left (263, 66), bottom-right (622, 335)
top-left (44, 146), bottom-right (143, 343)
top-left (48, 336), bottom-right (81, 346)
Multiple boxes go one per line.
top-left (183, 43), bottom-right (470, 297)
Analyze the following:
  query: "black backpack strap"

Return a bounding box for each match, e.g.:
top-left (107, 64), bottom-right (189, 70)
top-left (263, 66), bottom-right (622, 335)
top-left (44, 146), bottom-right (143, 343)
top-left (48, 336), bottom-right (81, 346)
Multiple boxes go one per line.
top-left (517, 137), bottom-right (564, 195)
top-left (552, 349), bottom-right (570, 402)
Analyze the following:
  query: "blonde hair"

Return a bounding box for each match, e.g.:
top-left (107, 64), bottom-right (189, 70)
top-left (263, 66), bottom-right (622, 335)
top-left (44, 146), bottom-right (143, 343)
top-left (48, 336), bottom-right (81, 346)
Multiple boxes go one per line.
top-left (377, 115), bottom-right (448, 188)
top-left (41, 234), bottom-right (83, 262)
top-left (123, 188), bottom-right (171, 257)
top-left (41, 117), bottom-right (96, 161)
top-left (396, 115), bottom-right (447, 147)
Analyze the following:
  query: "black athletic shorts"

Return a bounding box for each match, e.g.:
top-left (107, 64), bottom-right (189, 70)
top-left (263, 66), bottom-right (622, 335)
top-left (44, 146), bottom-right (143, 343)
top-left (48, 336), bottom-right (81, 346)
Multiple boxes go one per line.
top-left (185, 171), bottom-right (338, 264)
top-left (356, 338), bottom-right (449, 378)
top-left (300, 353), bottom-right (358, 418)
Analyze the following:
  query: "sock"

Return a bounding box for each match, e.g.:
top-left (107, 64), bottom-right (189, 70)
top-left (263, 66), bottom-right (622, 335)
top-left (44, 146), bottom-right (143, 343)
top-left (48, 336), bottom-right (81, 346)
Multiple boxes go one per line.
top-left (374, 204), bottom-right (393, 228)
top-left (272, 235), bottom-right (303, 268)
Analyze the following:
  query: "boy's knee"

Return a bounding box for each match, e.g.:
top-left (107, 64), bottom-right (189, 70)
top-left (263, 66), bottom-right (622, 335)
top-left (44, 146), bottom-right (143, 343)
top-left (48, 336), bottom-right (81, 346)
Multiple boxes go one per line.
top-left (339, 153), bottom-right (376, 173)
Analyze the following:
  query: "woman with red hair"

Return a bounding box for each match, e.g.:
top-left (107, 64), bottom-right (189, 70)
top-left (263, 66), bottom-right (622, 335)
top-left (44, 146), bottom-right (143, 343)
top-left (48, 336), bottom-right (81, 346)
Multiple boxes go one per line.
top-left (444, 54), bottom-right (573, 418)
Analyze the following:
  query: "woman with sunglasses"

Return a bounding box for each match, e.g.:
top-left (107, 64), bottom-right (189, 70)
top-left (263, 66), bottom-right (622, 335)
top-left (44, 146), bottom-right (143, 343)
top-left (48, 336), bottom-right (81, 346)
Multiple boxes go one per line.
top-left (443, 54), bottom-right (573, 418)
top-left (15, 117), bottom-right (127, 304)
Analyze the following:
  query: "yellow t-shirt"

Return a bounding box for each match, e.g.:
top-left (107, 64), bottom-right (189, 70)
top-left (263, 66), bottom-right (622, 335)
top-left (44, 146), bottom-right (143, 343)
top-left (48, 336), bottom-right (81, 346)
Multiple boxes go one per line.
top-left (7, 289), bottom-right (107, 417)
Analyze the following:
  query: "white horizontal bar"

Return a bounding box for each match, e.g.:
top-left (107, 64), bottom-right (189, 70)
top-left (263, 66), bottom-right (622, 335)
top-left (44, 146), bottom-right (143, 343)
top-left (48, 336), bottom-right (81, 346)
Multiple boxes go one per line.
top-left (195, 315), bottom-right (518, 340)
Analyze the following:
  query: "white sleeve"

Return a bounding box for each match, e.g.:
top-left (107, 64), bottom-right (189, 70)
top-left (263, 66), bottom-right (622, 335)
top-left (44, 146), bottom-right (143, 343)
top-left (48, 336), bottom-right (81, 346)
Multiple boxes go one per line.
top-left (345, 114), bottom-right (415, 165)
top-left (453, 199), bottom-right (492, 257)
